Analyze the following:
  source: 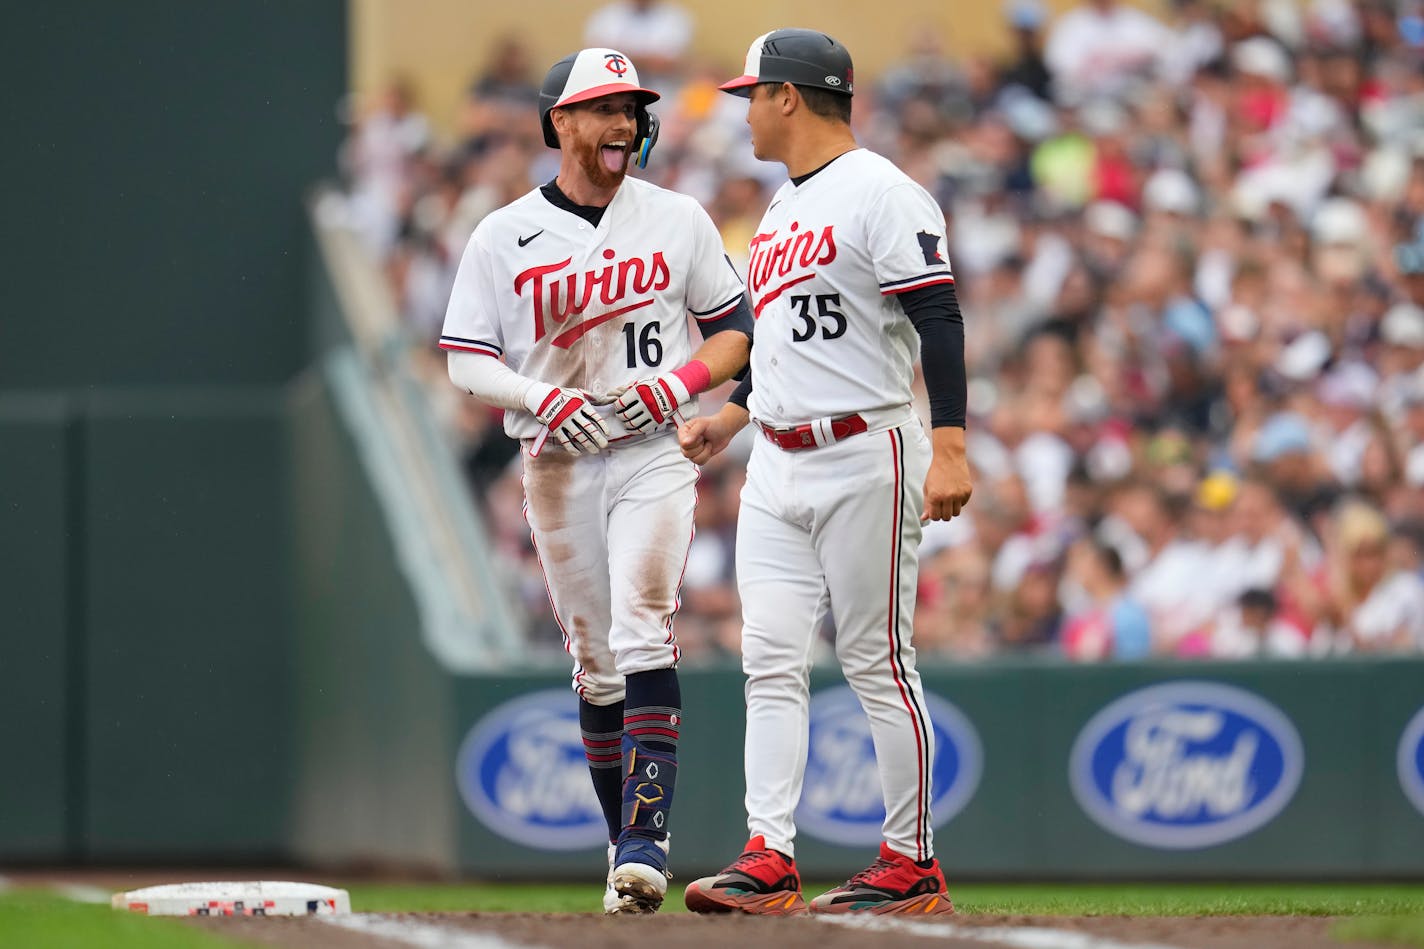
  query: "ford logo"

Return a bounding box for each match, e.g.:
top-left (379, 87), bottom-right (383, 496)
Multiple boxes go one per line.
top-left (454, 689), bottom-right (607, 850)
top-left (1398, 706), bottom-right (1424, 818)
top-left (797, 686), bottom-right (982, 846)
top-left (1069, 681), bottom-right (1303, 849)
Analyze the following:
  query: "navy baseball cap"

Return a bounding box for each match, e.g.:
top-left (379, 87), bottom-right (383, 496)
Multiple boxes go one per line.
top-left (720, 28), bottom-right (854, 97)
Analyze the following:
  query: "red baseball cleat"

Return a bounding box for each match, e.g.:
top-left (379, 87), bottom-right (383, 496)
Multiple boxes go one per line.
top-left (684, 835), bottom-right (808, 916)
top-left (809, 842), bottom-right (955, 915)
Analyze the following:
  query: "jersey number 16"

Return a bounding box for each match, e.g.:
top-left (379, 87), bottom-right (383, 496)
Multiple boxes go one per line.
top-left (623, 320), bottom-right (663, 368)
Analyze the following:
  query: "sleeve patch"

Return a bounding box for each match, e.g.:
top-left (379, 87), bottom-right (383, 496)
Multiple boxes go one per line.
top-left (917, 231), bottom-right (945, 266)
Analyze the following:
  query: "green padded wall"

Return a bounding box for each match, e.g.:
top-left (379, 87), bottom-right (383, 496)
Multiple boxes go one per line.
top-left (0, 398), bottom-right (72, 858)
top-left (81, 391), bottom-right (292, 860)
top-left (1, 1), bottom-right (346, 387)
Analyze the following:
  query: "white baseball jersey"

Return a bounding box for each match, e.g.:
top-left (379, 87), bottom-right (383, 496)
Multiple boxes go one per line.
top-left (745, 148), bottom-right (953, 426)
top-left (735, 148), bottom-right (954, 864)
top-left (440, 176), bottom-right (745, 440)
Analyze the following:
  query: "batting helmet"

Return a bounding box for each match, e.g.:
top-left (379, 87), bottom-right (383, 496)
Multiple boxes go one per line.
top-left (538, 48), bottom-right (660, 161)
top-left (719, 28), bottom-right (854, 97)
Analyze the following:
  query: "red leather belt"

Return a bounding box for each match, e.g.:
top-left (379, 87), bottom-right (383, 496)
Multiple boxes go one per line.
top-left (757, 413), bottom-right (868, 451)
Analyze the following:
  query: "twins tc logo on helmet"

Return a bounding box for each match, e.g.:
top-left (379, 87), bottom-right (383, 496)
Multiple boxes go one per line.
top-left (603, 53), bottom-right (629, 76)
top-left (797, 685), bottom-right (982, 846)
top-left (1398, 706), bottom-right (1424, 819)
top-left (454, 689), bottom-right (608, 850)
top-left (1069, 681), bottom-right (1304, 849)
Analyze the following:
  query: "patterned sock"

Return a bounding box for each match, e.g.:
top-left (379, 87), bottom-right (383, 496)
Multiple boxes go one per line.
top-left (619, 669), bottom-right (681, 842)
top-left (578, 697), bottom-right (625, 844)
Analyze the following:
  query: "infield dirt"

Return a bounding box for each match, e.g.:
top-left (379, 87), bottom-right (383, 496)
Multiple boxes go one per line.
top-left (201, 911), bottom-right (1396, 949)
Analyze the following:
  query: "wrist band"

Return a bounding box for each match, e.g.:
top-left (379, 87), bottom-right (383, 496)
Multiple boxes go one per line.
top-left (671, 360), bottom-right (712, 396)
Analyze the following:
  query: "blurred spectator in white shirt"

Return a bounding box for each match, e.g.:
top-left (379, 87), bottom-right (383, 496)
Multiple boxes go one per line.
top-left (1043, 0), bottom-right (1171, 104)
top-left (1209, 588), bottom-right (1309, 658)
top-left (1158, 0), bottom-right (1223, 87)
top-left (1322, 498), bottom-right (1424, 652)
top-left (1314, 362), bottom-right (1381, 487)
top-left (1110, 481), bottom-right (1214, 653)
top-left (1060, 538), bottom-right (1153, 661)
top-left (1378, 303), bottom-right (1424, 418)
top-left (584, 0), bottom-right (692, 90)
top-left (342, 78), bottom-right (432, 256)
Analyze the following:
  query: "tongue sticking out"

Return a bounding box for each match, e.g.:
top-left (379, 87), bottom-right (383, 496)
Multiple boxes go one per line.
top-left (601, 145), bottom-right (625, 173)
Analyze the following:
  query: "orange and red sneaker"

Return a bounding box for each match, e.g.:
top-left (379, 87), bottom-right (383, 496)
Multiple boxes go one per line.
top-left (809, 842), bottom-right (955, 915)
top-left (684, 835), bottom-right (808, 916)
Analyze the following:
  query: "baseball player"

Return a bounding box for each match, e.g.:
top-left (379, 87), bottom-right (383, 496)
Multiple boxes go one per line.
top-left (679, 29), bottom-right (971, 916)
top-left (439, 48), bottom-right (753, 914)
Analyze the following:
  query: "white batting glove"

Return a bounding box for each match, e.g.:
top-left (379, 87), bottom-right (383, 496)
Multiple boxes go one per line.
top-left (612, 373), bottom-right (692, 435)
top-left (527, 386), bottom-right (611, 456)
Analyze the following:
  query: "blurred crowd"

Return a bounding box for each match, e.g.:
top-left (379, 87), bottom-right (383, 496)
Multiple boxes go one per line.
top-left (335, 0), bottom-right (1424, 662)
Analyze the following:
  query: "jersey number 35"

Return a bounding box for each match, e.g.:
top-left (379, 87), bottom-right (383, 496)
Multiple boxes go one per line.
top-left (790, 293), bottom-right (847, 342)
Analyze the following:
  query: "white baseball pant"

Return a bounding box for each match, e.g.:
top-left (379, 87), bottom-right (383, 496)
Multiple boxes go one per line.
top-left (522, 431), bottom-right (697, 705)
top-left (736, 421), bottom-right (937, 861)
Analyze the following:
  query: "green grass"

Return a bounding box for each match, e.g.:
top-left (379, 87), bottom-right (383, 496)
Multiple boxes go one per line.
top-left (1334, 916), bottom-right (1424, 946)
top-left (948, 882), bottom-right (1424, 917)
top-left (345, 880), bottom-right (1424, 918)
top-left (0, 890), bottom-right (251, 949)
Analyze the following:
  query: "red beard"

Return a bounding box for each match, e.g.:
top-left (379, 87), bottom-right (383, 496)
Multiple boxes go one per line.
top-left (572, 135), bottom-right (626, 191)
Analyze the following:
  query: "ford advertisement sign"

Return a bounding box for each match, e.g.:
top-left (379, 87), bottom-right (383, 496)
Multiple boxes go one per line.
top-left (454, 689), bottom-right (607, 850)
top-left (797, 685), bottom-right (982, 846)
top-left (1069, 681), bottom-right (1304, 849)
top-left (1398, 706), bottom-right (1424, 819)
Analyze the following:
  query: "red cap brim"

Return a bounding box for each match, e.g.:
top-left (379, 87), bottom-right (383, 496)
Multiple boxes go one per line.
top-left (556, 82), bottom-right (660, 108)
top-left (717, 75), bottom-right (759, 95)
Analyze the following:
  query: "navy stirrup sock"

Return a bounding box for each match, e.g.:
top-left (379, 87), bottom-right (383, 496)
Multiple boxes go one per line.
top-left (578, 697), bottom-right (625, 844)
top-left (619, 668), bottom-right (681, 843)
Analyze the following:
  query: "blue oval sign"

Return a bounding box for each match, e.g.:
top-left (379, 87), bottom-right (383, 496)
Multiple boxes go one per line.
top-left (454, 689), bottom-right (607, 850)
top-left (797, 686), bottom-right (982, 846)
top-left (1398, 706), bottom-right (1424, 819)
top-left (1069, 681), bottom-right (1304, 849)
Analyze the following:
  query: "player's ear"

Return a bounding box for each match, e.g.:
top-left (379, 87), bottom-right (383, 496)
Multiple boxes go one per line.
top-left (779, 82), bottom-right (798, 115)
top-left (550, 106), bottom-right (573, 142)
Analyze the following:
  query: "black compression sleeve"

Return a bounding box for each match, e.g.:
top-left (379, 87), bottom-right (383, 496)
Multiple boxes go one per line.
top-left (898, 282), bottom-right (966, 428)
top-left (696, 295), bottom-right (753, 340)
top-left (728, 369), bottom-right (753, 409)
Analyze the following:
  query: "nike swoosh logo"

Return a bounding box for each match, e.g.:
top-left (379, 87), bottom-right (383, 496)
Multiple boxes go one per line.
top-left (768, 200), bottom-right (781, 211)
top-left (517, 230), bottom-right (544, 247)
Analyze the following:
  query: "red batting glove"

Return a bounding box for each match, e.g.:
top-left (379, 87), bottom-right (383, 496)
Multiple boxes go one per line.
top-left (528, 386), bottom-right (611, 455)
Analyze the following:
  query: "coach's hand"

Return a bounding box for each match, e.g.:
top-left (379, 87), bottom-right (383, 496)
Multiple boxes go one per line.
top-left (528, 385), bottom-right (610, 456)
top-left (611, 372), bottom-right (692, 434)
top-left (923, 426), bottom-right (973, 521)
top-left (679, 404), bottom-right (749, 466)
